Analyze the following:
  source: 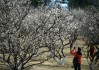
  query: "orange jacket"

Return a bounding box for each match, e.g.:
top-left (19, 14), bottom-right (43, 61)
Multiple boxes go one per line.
top-left (71, 49), bottom-right (82, 64)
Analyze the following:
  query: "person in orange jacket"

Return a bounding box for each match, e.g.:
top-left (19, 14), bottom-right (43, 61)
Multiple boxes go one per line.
top-left (71, 47), bottom-right (82, 70)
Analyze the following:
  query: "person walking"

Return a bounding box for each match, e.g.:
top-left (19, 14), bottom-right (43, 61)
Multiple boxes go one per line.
top-left (71, 47), bottom-right (82, 70)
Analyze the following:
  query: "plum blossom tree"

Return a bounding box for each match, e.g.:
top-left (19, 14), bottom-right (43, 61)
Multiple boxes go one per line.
top-left (0, 0), bottom-right (40, 70)
top-left (0, 0), bottom-right (99, 70)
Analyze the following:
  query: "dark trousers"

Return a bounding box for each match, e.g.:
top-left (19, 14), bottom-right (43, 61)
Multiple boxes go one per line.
top-left (73, 63), bottom-right (81, 70)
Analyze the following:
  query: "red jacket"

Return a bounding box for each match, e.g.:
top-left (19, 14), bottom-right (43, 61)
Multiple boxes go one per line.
top-left (71, 49), bottom-right (82, 64)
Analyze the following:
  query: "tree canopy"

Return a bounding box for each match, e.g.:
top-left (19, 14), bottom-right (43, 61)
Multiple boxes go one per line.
top-left (30, 0), bottom-right (49, 7)
top-left (30, 0), bottom-right (43, 7)
top-left (68, 0), bottom-right (99, 9)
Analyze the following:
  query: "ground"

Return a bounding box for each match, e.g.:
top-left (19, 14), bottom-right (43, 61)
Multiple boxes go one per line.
top-left (0, 44), bottom-right (98, 70)
top-left (27, 49), bottom-right (89, 70)
top-left (28, 56), bottom-right (89, 70)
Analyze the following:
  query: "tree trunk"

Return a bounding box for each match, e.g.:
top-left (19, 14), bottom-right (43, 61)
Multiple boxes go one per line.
top-left (12, 67), bottom-right (18, 70)
top-left (12, 66), bottom-right (24, 70)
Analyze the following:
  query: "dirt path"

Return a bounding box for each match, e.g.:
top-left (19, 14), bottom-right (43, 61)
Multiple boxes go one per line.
top-left (29, 66), bottom-right (52, 70)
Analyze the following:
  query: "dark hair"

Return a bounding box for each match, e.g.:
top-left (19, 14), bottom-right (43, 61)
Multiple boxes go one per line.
top-left (74, 47), bottom-right (76, 49)
top-left (78, 47), bottom-right (81, 52)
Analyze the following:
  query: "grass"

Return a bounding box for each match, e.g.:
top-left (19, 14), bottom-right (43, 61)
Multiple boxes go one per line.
top-left (28, 64), bottom-right (89, 70)
top-left (27, 45), bottom-right (97, 70)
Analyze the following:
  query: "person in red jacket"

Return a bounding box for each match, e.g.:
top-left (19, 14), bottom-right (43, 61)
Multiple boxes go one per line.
top-left (71, 47), bottom-right (82, 70)
top-left (89, 46), bottom-right (95, 58)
